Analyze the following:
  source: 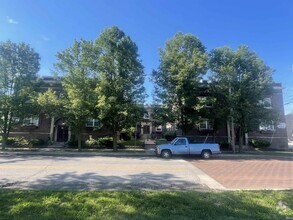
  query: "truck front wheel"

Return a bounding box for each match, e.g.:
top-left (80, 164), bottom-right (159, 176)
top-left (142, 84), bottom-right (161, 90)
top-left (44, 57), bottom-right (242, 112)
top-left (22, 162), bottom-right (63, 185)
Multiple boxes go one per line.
top-left (201, 150), bottom-right (211, 159)
top-left (161, 150), bottom-right (172, 158)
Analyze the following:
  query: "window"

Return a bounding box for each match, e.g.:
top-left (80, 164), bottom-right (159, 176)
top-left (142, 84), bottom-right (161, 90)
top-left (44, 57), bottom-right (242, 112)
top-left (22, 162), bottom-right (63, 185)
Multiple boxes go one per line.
top-left (260, 98), bottom-right (272, 109)
top-left (198, 97), bottom-right (213, 108)
top-left (86, 119), bottom-right (99, 127)
top-left (259, 121), bottom-right (275, 131)
top-left (156, 125), bottom-right (162, 132)
top-left (198, 119), bottom-right (213, 130)
top-left (143, 113), bottom-right (150, 119)
top-left (23, 116), bottom-right (39, 126)
top-left (175, 139), bottom-right (187, 145)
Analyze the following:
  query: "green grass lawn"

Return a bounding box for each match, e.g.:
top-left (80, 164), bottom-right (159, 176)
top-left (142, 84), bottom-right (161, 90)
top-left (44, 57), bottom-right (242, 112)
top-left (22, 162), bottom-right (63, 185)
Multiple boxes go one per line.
top-left (0, 190), bottom-right (292, 220)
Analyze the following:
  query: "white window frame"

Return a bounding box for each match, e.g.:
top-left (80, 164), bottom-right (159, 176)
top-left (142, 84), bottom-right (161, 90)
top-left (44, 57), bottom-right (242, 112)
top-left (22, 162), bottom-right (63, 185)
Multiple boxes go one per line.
top-left (86, 119), bottom-right (99, 127)
top-left (259, 121), bottom-right (275, 131)
top-left (143, 112), bottom-right (150, 119)
top-left (261, 98), bottom-right (272, 109)
top-left (198, 119), bottom-right (213, 130)
top-left (23, 116), bottom-right (39, 126)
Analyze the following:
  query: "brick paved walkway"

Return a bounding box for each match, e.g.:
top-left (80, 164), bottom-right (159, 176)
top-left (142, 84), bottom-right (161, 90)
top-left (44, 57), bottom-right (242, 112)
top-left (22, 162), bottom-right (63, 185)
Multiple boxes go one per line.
top-left (187, 157), bottom-right (293, 189)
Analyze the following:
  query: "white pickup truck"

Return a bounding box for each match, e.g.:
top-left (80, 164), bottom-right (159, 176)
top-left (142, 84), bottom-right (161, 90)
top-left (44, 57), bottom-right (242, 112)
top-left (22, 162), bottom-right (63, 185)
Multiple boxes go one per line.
top-left (156, 137), bottom-right (221, 159)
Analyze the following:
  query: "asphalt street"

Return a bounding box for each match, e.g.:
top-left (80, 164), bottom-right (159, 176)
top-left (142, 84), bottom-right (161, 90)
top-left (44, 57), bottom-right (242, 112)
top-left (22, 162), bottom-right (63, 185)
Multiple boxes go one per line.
top-left (0, 153), bottom-right (224, 191)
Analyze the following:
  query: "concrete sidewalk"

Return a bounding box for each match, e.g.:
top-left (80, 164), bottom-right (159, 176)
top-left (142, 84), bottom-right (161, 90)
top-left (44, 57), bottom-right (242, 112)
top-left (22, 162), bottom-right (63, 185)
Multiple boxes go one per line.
top-left (0, 147), bottom-right (156, 157)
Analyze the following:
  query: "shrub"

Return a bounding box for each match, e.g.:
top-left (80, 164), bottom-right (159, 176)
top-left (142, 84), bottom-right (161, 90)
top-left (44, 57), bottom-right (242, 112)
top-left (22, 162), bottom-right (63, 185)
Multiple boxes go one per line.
top-left (219, 142), bottom-right (231, 150)
top-left (30, 138), bottom-right (46, 147)
top-left (164, 131), bottom-right (176, 141)
top-left (8, 137), bottom-right (29, 147)
top-left (97, 136), bottom-right (125, 149)
top-left (97, 136), bottom-right (113, 148)
top-left (120, 132), bottom-right (131, 141)
top-left (85, 136), bottom-right (98, 148)
top-left (67, 140), bottom-right (82, 148)
top-left (251, 139), bottom-right (271, 148)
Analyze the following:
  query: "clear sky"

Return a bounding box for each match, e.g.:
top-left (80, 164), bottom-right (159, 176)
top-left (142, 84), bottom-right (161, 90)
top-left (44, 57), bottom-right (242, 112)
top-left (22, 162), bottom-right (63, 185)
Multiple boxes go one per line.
top-left (1, 0), bottom-right (293, 114)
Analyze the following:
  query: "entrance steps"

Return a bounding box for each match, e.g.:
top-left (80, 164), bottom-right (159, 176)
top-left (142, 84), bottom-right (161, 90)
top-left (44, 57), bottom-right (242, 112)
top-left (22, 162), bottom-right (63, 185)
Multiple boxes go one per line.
top-left (144, 139), bottom-right (156, 150)
top-left (50, 142), bottom-right (65, 148)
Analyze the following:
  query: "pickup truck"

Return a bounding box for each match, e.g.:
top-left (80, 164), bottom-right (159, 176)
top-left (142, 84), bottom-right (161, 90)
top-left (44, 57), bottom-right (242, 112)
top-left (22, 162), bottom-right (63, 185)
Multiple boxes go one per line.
top-left (156, 137), bottom-right (221, 159)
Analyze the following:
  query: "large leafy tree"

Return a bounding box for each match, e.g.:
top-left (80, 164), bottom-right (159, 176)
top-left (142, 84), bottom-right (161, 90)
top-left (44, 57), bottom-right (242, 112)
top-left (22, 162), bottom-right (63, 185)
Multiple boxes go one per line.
top-left (95, 27), bottom-right (145, 151)
top-left (37, 88), bottom-right (64, 142)
top-left (0, 40), bottom-right (40, 149)
top-left (152, 33), bottom-right (208, 134)
top-left (55, 40), bottom-right (98, 151)
top-left (209, 46), bottom-right (274, 152)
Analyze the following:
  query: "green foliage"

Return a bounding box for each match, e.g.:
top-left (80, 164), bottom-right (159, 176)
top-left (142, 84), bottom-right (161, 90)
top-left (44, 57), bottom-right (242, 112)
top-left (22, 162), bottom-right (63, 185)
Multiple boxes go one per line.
top-left (30, 138), bottom-right (46, 147)
top-left (120, 132), bottom-right (132, 141)
top-left (7, 137), bottom-right (29, 147)
top-left (152, 33), bottom-right (208, 133)
top-left (85, 136), bottom-right (98, 147)
top-left (0, 189), bottom-right (292, 220)
top-left (4, 137), bottom-right (45, 147)
top-left (156, 139), bottom-right (170, 145)
top-left (121, 139), bottom-right (143, 147)
top-left (96, 136), bottom-right (125, 149)
top-left (164, 131), bottom-right (176, 141)
top-left (209, 46), bottom-right (274, 152)
top-left (54, 39), bottom-right (98, 151)
top-left (67, 140), bottom-right (83, 148)
top-left (0, 40), bottom-right (40, 149)
top-left (95, 27), bottom-right (146, 150)
top-left (37, 88), bottom-right (64, 118)
top-left (251, 139), bottom-right (271, 148)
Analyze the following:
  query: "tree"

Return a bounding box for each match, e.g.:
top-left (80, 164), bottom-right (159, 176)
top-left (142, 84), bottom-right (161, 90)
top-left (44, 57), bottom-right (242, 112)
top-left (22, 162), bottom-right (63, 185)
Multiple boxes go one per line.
top-left (152, 33), bottom-right (208, 134)
top-left (95, 27), bottom-right (145, 151)
top-left (55, 40), bottom-right (98, 151)
top-left (209, 46), bottom-right (274, 152)
top-left (37, 88), bottom-right (64, 142)
top-left (0, 40), bottom-right (40, 149)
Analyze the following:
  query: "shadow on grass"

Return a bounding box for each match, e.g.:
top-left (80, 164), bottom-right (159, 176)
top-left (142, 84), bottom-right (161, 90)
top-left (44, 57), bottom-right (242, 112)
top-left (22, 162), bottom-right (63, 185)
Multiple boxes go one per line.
top-left (0, 189), bottom-right (292, 219)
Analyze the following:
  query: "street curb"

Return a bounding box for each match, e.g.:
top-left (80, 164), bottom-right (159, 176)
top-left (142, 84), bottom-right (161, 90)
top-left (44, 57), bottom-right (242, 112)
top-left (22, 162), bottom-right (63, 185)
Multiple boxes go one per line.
top-left (0, 150), bottom-right (157, 157)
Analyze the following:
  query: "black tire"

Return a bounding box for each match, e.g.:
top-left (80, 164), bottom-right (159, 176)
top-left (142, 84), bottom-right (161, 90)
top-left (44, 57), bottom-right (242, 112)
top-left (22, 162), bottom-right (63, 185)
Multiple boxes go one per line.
top-left (201, 150), bottom-right (211, 159)
top-left (161, 150), bottom-right (172, 158)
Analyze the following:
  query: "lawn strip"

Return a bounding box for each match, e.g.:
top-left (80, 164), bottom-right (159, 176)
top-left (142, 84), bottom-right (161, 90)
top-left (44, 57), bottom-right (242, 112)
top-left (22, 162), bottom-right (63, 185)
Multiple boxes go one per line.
top-left (0, 189), bottom-right (292, 220)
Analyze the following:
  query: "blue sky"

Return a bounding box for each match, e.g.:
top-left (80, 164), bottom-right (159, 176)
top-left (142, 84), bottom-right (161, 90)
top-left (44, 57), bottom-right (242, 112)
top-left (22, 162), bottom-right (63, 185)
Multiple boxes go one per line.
top-left (1, 0), bottom-right (293, 114)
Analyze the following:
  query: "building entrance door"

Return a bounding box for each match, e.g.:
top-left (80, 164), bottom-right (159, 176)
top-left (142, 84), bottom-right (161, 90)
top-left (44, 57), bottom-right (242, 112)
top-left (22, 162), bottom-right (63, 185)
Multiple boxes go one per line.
top-left (57, 125), bottom-right (68, 142)
top-left (143, 125), bottom-right (150, 134)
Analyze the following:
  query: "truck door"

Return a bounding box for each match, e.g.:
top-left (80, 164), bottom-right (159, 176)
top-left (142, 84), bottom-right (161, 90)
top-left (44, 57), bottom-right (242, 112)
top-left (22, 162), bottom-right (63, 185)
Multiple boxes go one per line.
top-left (173, 138), bottom-right (189, 154)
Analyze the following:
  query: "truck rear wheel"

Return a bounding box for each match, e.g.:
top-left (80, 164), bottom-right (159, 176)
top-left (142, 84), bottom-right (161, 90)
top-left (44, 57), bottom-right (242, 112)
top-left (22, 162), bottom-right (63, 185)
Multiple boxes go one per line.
top-left (201, 150), bottom-right (211, 159)
top-left (161, 150), bottom-right (172, 158)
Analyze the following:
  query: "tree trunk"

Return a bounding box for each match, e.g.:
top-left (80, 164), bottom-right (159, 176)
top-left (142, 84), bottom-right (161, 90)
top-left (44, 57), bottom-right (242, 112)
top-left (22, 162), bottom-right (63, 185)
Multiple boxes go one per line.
top-left (2, 134), bottom-right (8, 150)
top-left (113, 131), bottom-right (118, 151)
top-left (231, 119), bottom-right (236, 154)
top-left (77, 133), bottom-right (82, 151)
top-left (238, 127), bottom-right (243, 153)
top-left (49, 117), bottom-right (55, 143)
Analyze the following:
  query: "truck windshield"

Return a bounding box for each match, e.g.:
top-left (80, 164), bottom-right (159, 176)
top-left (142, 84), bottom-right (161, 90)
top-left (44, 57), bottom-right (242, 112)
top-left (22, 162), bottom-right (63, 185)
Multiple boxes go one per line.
top-left (170, 138), bottom-right (177, 145)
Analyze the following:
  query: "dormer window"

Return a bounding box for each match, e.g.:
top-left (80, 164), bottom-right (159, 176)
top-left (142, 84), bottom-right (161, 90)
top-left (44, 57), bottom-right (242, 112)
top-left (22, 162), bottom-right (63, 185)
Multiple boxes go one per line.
top-left (143, 113), bottom-right (150, 119)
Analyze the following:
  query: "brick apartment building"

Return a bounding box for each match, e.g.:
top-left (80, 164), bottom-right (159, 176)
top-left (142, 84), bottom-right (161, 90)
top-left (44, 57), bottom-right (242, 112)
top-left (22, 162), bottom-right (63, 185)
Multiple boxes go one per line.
top-left (9, 77), bottom-right (289, 149)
